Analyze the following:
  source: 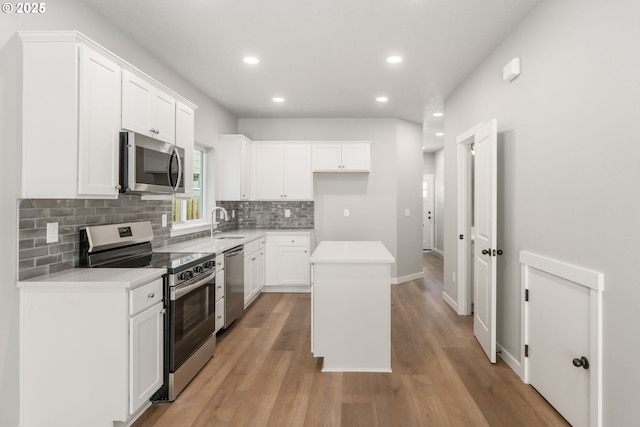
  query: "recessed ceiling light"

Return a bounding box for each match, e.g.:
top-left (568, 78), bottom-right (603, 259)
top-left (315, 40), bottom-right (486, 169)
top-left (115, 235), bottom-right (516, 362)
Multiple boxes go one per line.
top-left (376, 96), bottom-right (388, 103)
top-left (272, 97), bottom-right (285, 103)
top-left (436, 132), bottom-right (444, 137)
top-left (432, 112), bottom-right (444, 117)
top-left (243, 56), bottom-right (260, 64)
top-left (386, 56), bottom-right (403, 64)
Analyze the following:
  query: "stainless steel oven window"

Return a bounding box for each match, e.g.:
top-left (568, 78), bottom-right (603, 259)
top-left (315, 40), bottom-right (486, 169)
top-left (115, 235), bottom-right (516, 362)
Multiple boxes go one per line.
top-left (169, 273), bottom-right (216, 371)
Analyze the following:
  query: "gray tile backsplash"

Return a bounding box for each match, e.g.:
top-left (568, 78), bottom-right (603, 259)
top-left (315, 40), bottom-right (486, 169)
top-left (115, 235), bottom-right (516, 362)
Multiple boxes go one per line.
top-left (17, 196), bottom-right (314, 280)
top-left (17, 195), bottom-right (208, 280)
top-left (237, 201), bottom-right (314, 229)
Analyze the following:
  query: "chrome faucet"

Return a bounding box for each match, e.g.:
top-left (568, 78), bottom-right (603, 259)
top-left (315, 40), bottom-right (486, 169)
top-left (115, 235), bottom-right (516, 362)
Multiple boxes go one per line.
top-left (210, 206), bottom-right (229, 236)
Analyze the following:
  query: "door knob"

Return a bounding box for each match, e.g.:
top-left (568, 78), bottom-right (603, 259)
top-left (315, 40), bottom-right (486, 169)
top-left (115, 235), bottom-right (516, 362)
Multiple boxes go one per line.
top-left (572, 356), bottom-right (590, 370)
top-left (481, 249), bottom-right (490, 255)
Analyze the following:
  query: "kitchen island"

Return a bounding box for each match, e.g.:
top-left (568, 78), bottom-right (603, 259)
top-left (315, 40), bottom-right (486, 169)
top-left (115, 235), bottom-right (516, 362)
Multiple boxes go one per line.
top-left (310, 241), bottom-right (394, 372)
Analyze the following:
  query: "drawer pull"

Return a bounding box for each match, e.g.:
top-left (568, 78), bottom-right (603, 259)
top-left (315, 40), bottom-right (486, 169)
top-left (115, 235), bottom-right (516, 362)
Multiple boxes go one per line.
top-left (217, 315), bottom-right (222, 319)
top-left (148, 292), bottom-right (155, 298)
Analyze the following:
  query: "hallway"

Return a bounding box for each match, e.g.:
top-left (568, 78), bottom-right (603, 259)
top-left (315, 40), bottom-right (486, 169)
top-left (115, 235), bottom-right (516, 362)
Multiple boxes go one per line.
top-left (134, 253), bottom-right (568, 426)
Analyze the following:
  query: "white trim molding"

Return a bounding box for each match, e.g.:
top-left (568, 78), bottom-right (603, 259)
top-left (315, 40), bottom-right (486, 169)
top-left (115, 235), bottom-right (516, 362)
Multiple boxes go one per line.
top-left (391, 271), bottom-right (424, 285)
top-left (442, 291), bottom-right (458, 312)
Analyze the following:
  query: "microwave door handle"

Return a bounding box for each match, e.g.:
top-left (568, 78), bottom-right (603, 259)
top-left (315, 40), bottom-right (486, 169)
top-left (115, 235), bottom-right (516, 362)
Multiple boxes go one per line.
top-left (175, 146), bottom-right (183, 192)
top-left (167, 148), bottom-right (176, 190)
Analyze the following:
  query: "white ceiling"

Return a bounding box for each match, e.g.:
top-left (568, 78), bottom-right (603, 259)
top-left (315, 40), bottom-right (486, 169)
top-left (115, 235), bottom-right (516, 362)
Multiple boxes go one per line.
top-left (78, 0), bottom-right (539, 151)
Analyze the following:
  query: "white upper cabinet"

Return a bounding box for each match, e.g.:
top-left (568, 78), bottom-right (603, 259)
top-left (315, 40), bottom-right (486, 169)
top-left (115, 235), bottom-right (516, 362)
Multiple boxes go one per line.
top-left (122, 70), bottom-right (176, 144)
top-left (254, 143), bottom-right (312, 201)
top-left (218, 134), bottom-right (252, 201)
top-left (77, 46), bottom-right (122, 197)
top-left (175, 102), bottom-right (195, 200)
top-left (20, 31), bottom-right (196, 199)
top-left (21, 33), bottom-right (122, 199)
top-left (312, 142), bottom-right (371, 172)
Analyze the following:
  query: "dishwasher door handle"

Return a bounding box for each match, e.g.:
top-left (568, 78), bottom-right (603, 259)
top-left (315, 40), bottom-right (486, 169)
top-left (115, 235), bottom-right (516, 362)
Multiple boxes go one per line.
top-left (225, 246), bottom-right (244, 257)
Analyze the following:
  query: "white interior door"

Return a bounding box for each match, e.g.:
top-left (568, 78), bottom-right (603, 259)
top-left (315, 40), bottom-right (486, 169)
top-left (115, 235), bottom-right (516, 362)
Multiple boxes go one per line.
top-left (473, 119), bottom-right (498, 363)
top-left (422, 175), bottom-right (434, 250)
top-left (528, 268), bottom-right (590, 427)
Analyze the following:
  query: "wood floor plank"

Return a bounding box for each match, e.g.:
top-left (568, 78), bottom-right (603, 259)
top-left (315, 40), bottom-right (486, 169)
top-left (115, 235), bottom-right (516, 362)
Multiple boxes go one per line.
top-left (228, 350), bottom-right (293, 427)
top-left (266, 373), bottom-right (315, 427)
top-left (302, 372), bottom-right (343, 427)
top-left (341, 403), bottom-right (376, 427)
top-left (133, 253), bottom-right (569, 427)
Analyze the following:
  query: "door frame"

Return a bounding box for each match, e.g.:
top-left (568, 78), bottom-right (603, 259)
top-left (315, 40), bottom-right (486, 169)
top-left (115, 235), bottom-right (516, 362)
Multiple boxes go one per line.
top-left (455, 123), bottom-right (482, 316)
top-left (422, 174), bottom-right (435, 251)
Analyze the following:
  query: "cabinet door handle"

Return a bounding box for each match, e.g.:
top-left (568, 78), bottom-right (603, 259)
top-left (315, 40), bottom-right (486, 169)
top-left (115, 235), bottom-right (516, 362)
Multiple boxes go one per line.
top-left (251, 257), bottom-right (256, 261)
top-left (148, 292), bottom-right (155, 298)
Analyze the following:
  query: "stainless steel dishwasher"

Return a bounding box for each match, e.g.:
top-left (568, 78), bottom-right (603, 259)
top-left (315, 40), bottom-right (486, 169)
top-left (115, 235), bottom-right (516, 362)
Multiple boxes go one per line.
top-left (224, 245), bottom-right (244, 328)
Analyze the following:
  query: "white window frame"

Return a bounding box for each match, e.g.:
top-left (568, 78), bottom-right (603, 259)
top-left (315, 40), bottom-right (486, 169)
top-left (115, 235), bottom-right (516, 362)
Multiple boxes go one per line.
top-left (171, 145), bottom-right (209, 237)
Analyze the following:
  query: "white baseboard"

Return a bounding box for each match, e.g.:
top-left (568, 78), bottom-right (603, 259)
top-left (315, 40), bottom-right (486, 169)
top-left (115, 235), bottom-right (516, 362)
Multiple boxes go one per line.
top-left (442, 291), bottom-right (458, 311)
top-left (391, 271), bottom-right (424, 285)
top-left (497, 342), bottom-right (523, 379)
top-left (261, 286), bottom-right (310, 293)
top-left (433, 248), bottom-right (444, 256)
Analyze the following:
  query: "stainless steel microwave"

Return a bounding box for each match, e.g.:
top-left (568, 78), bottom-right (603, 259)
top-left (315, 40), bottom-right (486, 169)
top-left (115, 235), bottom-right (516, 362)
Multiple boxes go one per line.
top-left (119, 131), bottom-right (185, 194)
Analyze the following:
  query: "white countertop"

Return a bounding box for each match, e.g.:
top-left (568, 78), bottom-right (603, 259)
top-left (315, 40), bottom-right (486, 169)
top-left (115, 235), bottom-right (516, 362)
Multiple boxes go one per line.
top-left (18, 268), bottom-right (166, 289)
top-left (156, 229), bottom-right (314, 254)
top-left (309, 241), bottom-right (395, 264)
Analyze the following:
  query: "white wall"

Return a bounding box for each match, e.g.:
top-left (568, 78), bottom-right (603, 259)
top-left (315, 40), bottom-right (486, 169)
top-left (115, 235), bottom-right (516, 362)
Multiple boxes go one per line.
top-left (239, 118), bottom-right (424, 280)
top-left (423, 152), bottom-right (435, 174)
top-left (434, 149), bottom-right (445, 254)
top-left (0, 2), bottom-right (236, 424)
top-left (443, 0), bottom-right (640, 424)
top-left (396, 120), bottom-right (424, 280)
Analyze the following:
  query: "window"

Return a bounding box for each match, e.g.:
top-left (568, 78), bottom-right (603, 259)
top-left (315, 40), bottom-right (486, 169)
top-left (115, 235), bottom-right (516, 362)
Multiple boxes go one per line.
top-left (173, 147), bottom-right (205, 224)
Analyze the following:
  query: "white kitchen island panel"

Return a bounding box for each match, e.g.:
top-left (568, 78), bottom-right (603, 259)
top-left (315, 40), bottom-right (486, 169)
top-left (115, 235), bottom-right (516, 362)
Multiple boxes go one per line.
top-left (310, 241), bottom-right (394, 373)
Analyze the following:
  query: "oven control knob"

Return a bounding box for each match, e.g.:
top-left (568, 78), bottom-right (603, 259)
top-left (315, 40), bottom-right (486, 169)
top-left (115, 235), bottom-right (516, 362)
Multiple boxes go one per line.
top-left (204, 260), bottom-right (215, 269)
top-left (194, 265), bottom-right (204, 274)
top-left (179, 271), bottom-right (193, 281)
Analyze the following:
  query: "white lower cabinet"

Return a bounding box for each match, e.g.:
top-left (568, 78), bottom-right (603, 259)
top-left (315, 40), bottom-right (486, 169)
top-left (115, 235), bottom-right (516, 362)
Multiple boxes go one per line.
top-left (19, 275), bottom-right (165, 427)
top-left (129, 301), bottom-right (164, 413)
top-left (264, 234), bottom-right (311, 292)
top-left (244, 238), bottom-right (265, 307)
top-left (215, 265), bottom-right (225, 332)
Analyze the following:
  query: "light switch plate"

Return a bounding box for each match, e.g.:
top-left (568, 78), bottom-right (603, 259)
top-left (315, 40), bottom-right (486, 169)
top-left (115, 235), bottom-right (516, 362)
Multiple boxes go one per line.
top-left (232, 210), bottom-right (236, 218)
top-left (344, 209), bottom-right (349, 217)
top-left (46, 222), bottom-right (58, 243)
top-left (161, 214), bottom-right (167, 227)
top-left (405, 209), bottom-right (411, 217)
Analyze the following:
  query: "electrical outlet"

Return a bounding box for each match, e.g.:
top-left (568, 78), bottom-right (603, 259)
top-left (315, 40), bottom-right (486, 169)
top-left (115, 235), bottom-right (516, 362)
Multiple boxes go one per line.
top-left (285, 209), bottom-right (291, 218)
top-left (344, 209), bottom-right (349, 217)
top-left (161, 214), bottom-right (167, 227)
top-left (405, 209), bottom-right (411, 217)
top-left (232, 210), bottom-right (236, 218)
top-left (46, 222), bottom-right (58, 243)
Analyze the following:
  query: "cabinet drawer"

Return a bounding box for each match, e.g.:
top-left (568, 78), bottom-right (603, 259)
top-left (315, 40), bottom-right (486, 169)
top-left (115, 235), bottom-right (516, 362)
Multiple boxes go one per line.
top-left (215, 298), bottom-right (225, 333)
top-left (244, 237), bottom-right (265, 254)
top-left (215, 256), bottom-right (224, 272)
top-left (215, 269), bottom-right (225, 301)
top-left (276, 235), bottom-right (309, 246)
top-left (130, 278), bottom-right (163, 316)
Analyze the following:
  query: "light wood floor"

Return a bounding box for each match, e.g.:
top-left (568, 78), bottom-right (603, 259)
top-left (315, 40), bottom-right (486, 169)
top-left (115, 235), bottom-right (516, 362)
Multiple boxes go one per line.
top-left (133, 253), bottom-right (568, 427)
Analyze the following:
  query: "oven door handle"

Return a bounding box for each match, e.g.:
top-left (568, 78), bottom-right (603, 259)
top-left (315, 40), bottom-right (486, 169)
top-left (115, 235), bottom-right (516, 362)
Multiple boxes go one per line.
top-left (172, 272), bottom-right (215, 300)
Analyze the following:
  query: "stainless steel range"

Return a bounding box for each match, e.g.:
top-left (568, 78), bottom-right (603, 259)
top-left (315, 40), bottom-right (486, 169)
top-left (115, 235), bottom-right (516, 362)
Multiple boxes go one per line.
top-left (79, 221), bottom-right (217, 401)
